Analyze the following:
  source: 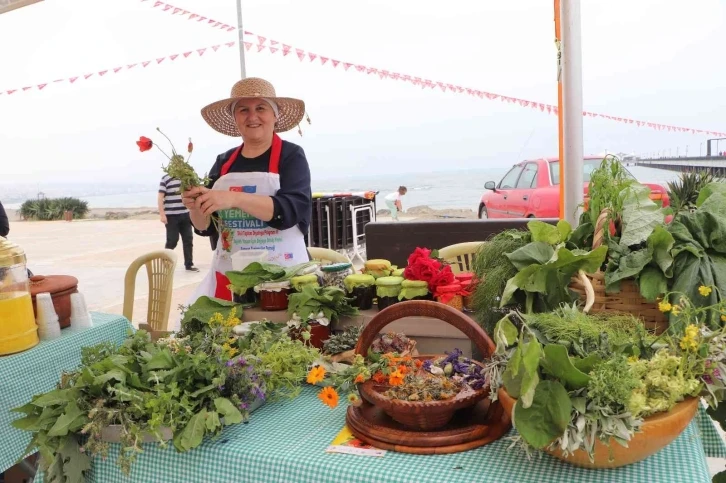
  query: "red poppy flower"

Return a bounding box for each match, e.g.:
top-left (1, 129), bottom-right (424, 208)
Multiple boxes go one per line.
top-left (188, 138), bottom-right (194, 153)
top-left (136, 136), bottom-right (153, 152)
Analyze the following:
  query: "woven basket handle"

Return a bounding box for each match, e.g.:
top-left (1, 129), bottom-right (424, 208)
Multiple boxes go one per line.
top-left (592, 208), bottom-right (611, 250)
top-left (354, 300), bottom-right (496, 360)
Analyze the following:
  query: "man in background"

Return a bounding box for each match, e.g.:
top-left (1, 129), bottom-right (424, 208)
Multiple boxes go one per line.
top-left (0, 200), bottom-right (8, 237)
top-left (159, 175), bottom-right (199, 272)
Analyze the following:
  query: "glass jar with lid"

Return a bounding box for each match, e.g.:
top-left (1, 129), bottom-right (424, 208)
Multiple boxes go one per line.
top-left (0, 237), bottom-right (39, 355)
top-left (375, 276), bottom-right (404, 311)
top-left (321, 263), bottom-right (353, 291)
top-left (344, 274), bottom-right (376, 310)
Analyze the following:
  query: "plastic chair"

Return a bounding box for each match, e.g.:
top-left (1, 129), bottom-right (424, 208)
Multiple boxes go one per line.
top-left (307, 247), bottom-right (352, 266)
top-left (123, 250), bottom-right (177, 332)
top-left (438, 242), bottom-right (485, 274)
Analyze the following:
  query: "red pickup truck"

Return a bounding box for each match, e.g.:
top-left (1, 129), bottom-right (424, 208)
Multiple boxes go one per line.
top-left (478, 157), bottom-right (669, 219)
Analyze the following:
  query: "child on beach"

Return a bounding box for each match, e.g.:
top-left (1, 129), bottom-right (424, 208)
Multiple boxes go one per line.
top-left (384, 186), bottom-right (407, 221)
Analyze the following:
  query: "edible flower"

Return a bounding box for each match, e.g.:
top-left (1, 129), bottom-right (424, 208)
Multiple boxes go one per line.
top-left (699, 285), bottom-right (712, 297)
top-left (136, 136), bottom-right (153, 152)
top-left (388, 369), bottom-right (405, 386)
top-left (306, 365), bottom-right (326, 385)
top-left (658, 301), bottom-right (672, 313)
top-left (319, 387), bottom-right (339, 408)
top-left (680, 324), bottom-right (699, 352)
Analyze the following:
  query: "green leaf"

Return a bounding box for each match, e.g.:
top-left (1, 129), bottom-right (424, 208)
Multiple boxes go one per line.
top-left (648, 225), bottom-right (675, 277)
top-left (179, 409), bottom-right (208, 451)
top-left (145, 349), bottom-right (174, 370)
top-left (540, 344), bottom-right (590, 389)
top-left (226, 262), bottom-right (286, 292)
top-left (571, 396), bottom-right (587, 414)
top-left (713, 469), bottom-right (726, 483)
top-left (205, 411), bottom-right (221, 431)
top-left (695, 182), bottom-right (726, 207)
top-left (214, 397), bottom-right (244, 425)
top-left (30, 389), bottom-right (73, 408)
top-left (506, 242), bottom-right (555, 271)
top-left (502, 337), bottom-right (541, 407)
top-left (604, 248), bottom-right (653, 292)
top-left (638, 265), bottom-right (668, 302)
top-left (528, 220), bottom-right (567, 245)
top-left (93, 368), bottom-right (126, 386)
top-left (556, 220), bottom-right (573, 244)
top-left (619, 185), bottom-right (664, 247)
top-left (512, 380), bottom-right (572, 449)
top-left (58, 436), bottom-right (91, 483)
top-left (493, 315), bottom-right (519, 354)
top-left (572, 354), bottom-right (602, 374)
top-left (47, 401), bottom-right (86, 437)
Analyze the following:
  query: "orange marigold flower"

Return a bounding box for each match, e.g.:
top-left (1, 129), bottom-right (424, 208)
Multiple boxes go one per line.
top-left (397, 365), bottom-right (409, 375)
top-left (354, 373), bottom-right (366, 384)
top-left (388, 370), bottom-right (405, 386)
top-left (306, 365), bottom-right (326, 385)
top-left (372, 371), bottom-right (386, 383)
top-left (319, 387), bottom-right (339, 408)
top-left (415, 359), bottom-right (423, 368)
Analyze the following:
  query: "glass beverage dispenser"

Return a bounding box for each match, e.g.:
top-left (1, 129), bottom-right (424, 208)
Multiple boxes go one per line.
top-left (0, 237), bottom-right (39, 355)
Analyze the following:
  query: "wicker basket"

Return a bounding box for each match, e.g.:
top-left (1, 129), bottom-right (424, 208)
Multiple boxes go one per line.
top-left (354, 300), bottom-right (495, 431)
top-left (569, 209), bottom-right (668, 334)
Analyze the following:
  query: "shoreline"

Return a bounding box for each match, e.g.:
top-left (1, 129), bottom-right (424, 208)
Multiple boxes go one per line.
top-left (7, 204), bottom-right (479, 222)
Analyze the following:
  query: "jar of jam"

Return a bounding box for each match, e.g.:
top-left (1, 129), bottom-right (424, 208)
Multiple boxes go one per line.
top-left (375, 276), bottom-right (404, 311)
top-left (363, 259), bottom-right (392, 279)
top-left (455, 273), bottom-right (478, 311)
top-left (344, 274), bottom-right (376, 310)
top-left (391, 268), bottom-right (405, 278)
top-left (291, 274), bottom-right (319, 292)
top-left (321, 263), bottom-right (353, 291)
top-left (255, 281), bottom-right (291, 311)
top-left (232, 287), bottom-right (258, 307)
top-left (435, 282), bottom-right (464, 311)
top-left (398, 279), bottom-right (430, 302)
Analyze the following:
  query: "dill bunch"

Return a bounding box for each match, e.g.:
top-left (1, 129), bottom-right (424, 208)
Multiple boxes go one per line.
top-left (471, 230), bottom-right (530, 334)
top-left (523, 305), bottom-right (650, 348)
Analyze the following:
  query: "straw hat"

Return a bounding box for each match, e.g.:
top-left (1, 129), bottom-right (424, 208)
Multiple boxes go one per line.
top-left (201, 77), bottom-right (306, 137)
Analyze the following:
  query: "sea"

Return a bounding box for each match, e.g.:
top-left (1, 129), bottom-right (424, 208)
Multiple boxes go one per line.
top-left (3, 166), bottom-right (681, 212)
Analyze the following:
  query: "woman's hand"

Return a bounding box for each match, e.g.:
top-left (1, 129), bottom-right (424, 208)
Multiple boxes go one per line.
top-left (194, 190), bottom-right (240, 217)
top-left (182, 187), bottom-right (206, 213)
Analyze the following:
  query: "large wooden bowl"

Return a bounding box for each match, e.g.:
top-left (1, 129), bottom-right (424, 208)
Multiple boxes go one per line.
top-left (354, 300), bottom-right (496, 431)
top-left (498, 388), bottom-right (699, 468)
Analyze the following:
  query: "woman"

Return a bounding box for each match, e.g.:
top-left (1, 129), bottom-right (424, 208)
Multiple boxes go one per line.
top-left (384, 186), bottom-right (407, 221)
top-left (182, 78), bottom-right (311, 301)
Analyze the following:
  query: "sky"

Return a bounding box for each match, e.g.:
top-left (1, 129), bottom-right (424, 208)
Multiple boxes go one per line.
top-left (1, 0), bottom-right (725, 191)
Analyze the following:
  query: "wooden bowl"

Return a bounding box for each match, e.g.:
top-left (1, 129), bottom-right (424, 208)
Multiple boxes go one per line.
top-left (354, 300), bottom-right (496, 431)
top-left (357, 357), bottom-right (489, 430)
top-left (498, 388), bottom-right (699, 468)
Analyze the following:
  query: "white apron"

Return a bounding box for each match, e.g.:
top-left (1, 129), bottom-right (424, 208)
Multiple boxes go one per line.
top-left (190, 134), bottom-right (308, 302)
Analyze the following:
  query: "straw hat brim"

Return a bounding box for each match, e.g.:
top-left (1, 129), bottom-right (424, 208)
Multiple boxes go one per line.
top-left (201, 96), bottom-right (305, 137)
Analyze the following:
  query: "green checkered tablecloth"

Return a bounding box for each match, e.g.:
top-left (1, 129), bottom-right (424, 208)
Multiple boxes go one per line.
top-left (0, 312), bottom-right (132, 473)
top-left (41, 386), bottom-right (725, 483)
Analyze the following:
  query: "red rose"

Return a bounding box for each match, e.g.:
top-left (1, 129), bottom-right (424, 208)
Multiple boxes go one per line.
top-left (407, 247), bottom-right (432, 266)
top-left (404, 256), bottom-right (441, 282)
top-left (428, 264), bottom-right (455, 292)
top-left (136, 136), bottom-right (153, 152)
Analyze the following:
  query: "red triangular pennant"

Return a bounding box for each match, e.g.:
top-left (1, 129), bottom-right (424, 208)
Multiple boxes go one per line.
top-left (269, 47), bottom-right (278, 54)
top-left (22, 86), bottom-right (32, 91)
top-left (211, 45), bottom-right (220, 52)
top-left (69, 77), bottom-right (78, 83)
top-left (6, 89), bottom-right (16, 94)
top-left (84, 73), bottom-right (93, 79)
top-left (227, 26), bottom-right (235, 32)
top-left (142, 60), bottom-right (151, 67)
top-left (437, 81), bottom-right (446, 91)
top-left (257, 44), bottom-right (266, 52)
top-left (270, 40), bottom-right (279, 46)
top-left (539, 103), bottom-right (545, 111)
top-left (244, 30), bottom-right (254, 36)
top-left (113, 67), bottom-right (123, 73)
top-left (356, 65), bottom-right (366, 72)
top-left (546, 106), bottom-right (552, 114)
top-left (37, 83), bottom-right (47, 90)
top-left (225, 42), bottom-right (234, 48)
top-left (391, 72), bottom-right (400, 80)
top-left (183, 51), bottom-right (192, 57)
top-left (296, 49), bottom-right (305, 61)
top-left (172, 7), bottom-right (180, 14)
top-left (197, 48), bottom-right (206, 56)
top-left (331, 59), bottom-right (340, 67)
top-left (169, 54), bottom-right (178, 60)
top-left (53, 79), bottom-right (64, 83)
top-left (181, 10), bottom-right (188, 15)
top-left (156, 57), bottom-right (165, 64)
top-left (308, 52), bottom-right (317, 62)
top-left (257, 35), bottom-right (266, 45)
top-left (343, 62), bottom-right (353, 71)
top-left (98, 70), bottom-right (108, 76)
top-left (198, 16), bottom-right (206, 22)
top-left (380, 70), bottom-right (389, 79)
top-left (208, 19), bottom-right (214, 24)
top-left (127, 63), bottom-right (137, 69)
top-left (244, 42), bottom-right (252, 51)
top-left (213, 22), bottom-right (221, 27)
top-left (282, 44), bottom-right (292, 56)
top-left (320, 56), bottom-right (329, 65)
top-left (366, 67), bottom-right (377, 75)
top-left (153, 1), bottom-right (162, 7)
top-left (163, 4), bottom-right (172, 11)
top-left (189, 13), bottom-right (197, 20)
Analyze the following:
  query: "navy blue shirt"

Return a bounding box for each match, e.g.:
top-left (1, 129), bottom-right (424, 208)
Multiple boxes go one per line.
top-left (194, 140), bottom-right (312, 248)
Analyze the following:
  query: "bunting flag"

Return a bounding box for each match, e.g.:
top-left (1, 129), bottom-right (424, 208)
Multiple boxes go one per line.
top-left (2, 0), bottom-right (725, 138)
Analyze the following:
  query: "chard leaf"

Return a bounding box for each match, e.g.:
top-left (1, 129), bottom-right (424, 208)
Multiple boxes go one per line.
top-left (493, 315), bottom-right (519, 354)
top-left (178, 409), bottom-right (207, 451)
top-left (214, 397), bottom-right (244, 425)
top-left (620, 185), bottom-right (665, 247)
top-left (696, 182), bottom-right (726, 207)
top-left (506, 242), bottom-right (554, 271)
top-left (528, 220), bottom-right (567, 245)
top-left (638, 265), bottom-right (668, 302)
top-left (512, 380), bottom-right (571, 449)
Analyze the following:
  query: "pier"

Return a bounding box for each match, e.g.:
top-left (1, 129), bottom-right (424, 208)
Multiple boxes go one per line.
top-left (635, 156), bottom-right (726, 176)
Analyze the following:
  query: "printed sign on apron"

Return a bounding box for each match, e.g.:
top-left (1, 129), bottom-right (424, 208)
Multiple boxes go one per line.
top-left (190, 134), bottom-right (309, 302)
